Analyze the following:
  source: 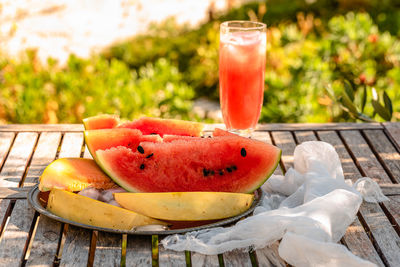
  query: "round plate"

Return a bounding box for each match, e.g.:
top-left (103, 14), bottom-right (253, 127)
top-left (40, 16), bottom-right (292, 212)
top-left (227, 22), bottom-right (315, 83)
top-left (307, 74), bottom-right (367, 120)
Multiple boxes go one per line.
top-left (28, 185), bottom-right (263, 235)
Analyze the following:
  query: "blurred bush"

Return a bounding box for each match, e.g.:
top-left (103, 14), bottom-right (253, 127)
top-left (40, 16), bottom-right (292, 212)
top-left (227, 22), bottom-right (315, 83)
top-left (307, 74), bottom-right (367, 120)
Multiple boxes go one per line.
top-left (1, 0), bottom-right (400, 123)
top-left (0, 53), bottom-right (195, 123)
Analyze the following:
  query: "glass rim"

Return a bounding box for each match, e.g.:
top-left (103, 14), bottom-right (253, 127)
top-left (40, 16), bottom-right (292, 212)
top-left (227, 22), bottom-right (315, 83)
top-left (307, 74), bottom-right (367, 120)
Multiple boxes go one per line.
top-left (220, 20), bottom-right (266, 30)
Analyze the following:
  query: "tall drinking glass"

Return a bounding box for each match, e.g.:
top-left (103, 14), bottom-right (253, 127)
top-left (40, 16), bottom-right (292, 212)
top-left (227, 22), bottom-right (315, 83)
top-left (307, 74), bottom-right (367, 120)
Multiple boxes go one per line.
top-left (219, 21), bottom-right (266, 136)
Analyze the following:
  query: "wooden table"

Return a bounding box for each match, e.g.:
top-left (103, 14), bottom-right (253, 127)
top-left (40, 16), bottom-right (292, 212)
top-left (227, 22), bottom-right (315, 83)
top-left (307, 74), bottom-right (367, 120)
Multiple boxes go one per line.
top-left (0, 123), bottom-right (400, 266)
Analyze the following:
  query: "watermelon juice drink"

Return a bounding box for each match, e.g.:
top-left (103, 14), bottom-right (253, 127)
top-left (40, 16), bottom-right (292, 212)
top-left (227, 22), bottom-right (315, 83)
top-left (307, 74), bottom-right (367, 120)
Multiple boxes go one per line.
top-left (219, 21), bottom-right (266, 134)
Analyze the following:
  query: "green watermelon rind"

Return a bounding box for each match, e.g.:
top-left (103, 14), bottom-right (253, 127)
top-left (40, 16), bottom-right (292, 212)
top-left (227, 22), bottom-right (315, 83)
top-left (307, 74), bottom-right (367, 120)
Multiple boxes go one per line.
top-left (96, 149), bottom-right (142, 192)
top-left (96, 147), bottom-right (282, 193)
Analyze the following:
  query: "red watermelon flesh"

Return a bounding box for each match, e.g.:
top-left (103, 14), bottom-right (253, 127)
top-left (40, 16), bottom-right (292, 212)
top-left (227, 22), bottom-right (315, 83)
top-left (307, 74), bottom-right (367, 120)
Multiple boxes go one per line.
top-left (118, 117), bottom-right (204, 137)
top-left (84, 128), bottom-right (162, 160)
top-left (83, 114), bottom-right (119, 130)
top-left (96, 134), bottom-right (281, 193)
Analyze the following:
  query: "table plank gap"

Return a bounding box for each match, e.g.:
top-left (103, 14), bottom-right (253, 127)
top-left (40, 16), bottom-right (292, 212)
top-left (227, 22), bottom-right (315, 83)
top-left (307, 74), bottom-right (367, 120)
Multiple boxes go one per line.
top-left (362, 130), bottom-right (400, 184)
top-left (191, 252), bottom-right (219, 267)
top-left (0, 200), bottom-right (36, 266)
top-left (58, 132), bottom-right (84, 159)
top-left (59, 226), bottom-right (92, 267)
top-left (0, 132), bottom-right (38, 189)
top-left (20, 211), bottom-right (40, 265)
top-left (382, 122), bottom-right (400, 151)
top-left (87, 230), bottom-right (97, 267)
top-left (255, 241), bottom-right (286, 267)
top-left (320, 130), bottom-right (398, 266)
top-left (318, 131), bottom-right (385, 266)
top-left (18, 132), bottom-right (41, 187)
top-left (378, 200), bottom-right (400, 237)
top-left (26, 214), bottom-right (63, 266)
top-left (21, 132), bottom-right (62, 188)
top-left (159, 235), bottom-right (186, 267)
top-left (0, 133), bottom-right (15, 173)
top-left (338, 130), bottom-right (393, 184)
top-left (0, 199), bottom-right (13, 241)
top-left (294, 131), bottom-right (318, 143)
top-left (93, 231), bottom-right (122, 266)
top-left (222, 250), bottom-right (252, 267)
top-left (259, 245), bottom-right (286, 267)
top-left (126, 235), bottom-right (152, 266)
top-left (270, 132), bottom-right (297, 172)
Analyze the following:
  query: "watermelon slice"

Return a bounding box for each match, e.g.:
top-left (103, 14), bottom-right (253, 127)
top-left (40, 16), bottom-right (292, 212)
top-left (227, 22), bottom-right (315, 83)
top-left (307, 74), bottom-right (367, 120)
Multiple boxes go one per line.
top-left (84, 128), bottom-right (161, 160)
top-left (96, 132), bottom-right (281, 193)
top-left (83, 114), bottom-right (119, 130)
top-left (117, 117), bottom-right (204, 137)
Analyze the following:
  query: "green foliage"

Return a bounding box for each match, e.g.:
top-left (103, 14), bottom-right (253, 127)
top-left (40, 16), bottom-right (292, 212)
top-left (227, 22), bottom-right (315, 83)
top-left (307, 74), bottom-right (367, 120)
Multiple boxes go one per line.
top-left (1, 0), bottom-right (400, 123)
top-left (0, 53), bottom-right (195, 123)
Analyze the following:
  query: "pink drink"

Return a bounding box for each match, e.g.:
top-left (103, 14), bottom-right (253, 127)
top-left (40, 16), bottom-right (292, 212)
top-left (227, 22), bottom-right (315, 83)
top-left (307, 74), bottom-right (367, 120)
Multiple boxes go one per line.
top-left (219, 21), bottom-right (266, 132)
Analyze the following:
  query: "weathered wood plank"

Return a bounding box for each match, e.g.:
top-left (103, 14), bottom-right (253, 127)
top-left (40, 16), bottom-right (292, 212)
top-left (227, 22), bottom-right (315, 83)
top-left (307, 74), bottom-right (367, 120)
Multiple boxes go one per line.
top-left (340, 130), bottom-right (393, 184)
top-left (93, 232), bottom-right (121, 266)
top-left (295, 131), bottom-right (317, 143)
top-left (256, 242), bottom-right (286, 267)
top-left (26, 214), bottom-right (62, 266)
top-left (222, 250), bottom-right (252, 267)
top-left (22, 132), bottom-right (61, 187)
top-left (0, 200), bottom-right (36, 266)
top-left (380, 184), bottom-right (400, 196)
top-left (159, 242), bottom-right (186, 267)
top-left (384, 195), bottom-right (400, 234)
top-left (0, 187), bottom-right (29, 199)
top-left (0, 133), bottom-right (15, 169)
top-left (0, 123), bottom-right (383, 133)
top-left (59, 225), bottom-right (91, 266)
top-left (203, 123), bottom-right (383, 132)
top-left (126, 235), bottom-right (152, 266)
top-left (191, 252), bottom-right (219, 267)
top-left (58, 133), bottom-right (84, 158)
top-left (0, 199), bottom-right (11, 228)
top-left (0, 132), bottom-right (38, 188)
top-left (383, 122), bottom-right (400, 149)
top-left (363, 130), bottom-right (400, 183)
top-left (271, 131), bottom-right (296, 171)
top-left (27, 132), bottom-right (83, 266)
top-left (0, 124), bottom-right (84, 132)
top-left (318, 131), bottom-right (390, 266)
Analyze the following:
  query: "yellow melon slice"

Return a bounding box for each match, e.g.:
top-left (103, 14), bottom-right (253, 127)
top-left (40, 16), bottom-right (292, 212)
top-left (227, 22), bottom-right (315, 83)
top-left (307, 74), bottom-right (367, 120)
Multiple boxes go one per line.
top-left (114, 192), bottom-right (254, 221)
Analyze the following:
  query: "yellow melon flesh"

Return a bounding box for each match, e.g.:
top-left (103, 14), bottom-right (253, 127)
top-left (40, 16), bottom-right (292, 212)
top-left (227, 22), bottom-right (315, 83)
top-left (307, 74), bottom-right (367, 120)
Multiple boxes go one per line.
top-left (39, 158), bottom-right (116, 192)
top-left (47, 189), bottom-right (167, 230)
top-left (114, 192), bottom-right (254, 221)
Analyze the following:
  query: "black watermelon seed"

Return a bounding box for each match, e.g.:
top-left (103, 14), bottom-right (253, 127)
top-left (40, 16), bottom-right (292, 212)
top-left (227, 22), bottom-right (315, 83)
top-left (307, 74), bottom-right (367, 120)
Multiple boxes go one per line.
top-left (140, 164), bottom-right (145, 170)
top-left (208, 136), bottom-right (212, 138)
top-left (201, 136), bottom-right (204, 138)
top-left (137, 145), bottom-right (144, 154)
top-left (219, 170), bottom-right (224, 176)
top-left (203, 168), bottom-right (209, 177)
top-left (226, 167), bottom-right (232, 173)
top-left (232, 165), bottom-right (237, 171)
top-left (150, 133), bottom-right (157, 135)
top-left (146, 153), bottom-right (154, 159)
top-left (241, 148), bottom-right (247, 157)
top-left (210, 170), bottom-right (215, 175)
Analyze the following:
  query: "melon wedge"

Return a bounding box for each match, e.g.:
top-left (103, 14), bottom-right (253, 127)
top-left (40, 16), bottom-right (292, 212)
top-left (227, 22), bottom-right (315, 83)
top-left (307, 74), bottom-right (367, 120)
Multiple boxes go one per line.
top-left (47, 189), bottom-right (166, 230)
top-left (96, 131), bottom-right (281, 193)
top-left (84, 128), bottom-right (162, 161)
top-left (39, 158), bottom-right (116, 192)
top-left (118, 117), bottom-right (204, 137)
top-left (83, 114), bottom-right (119, 130)
top-left (114, 192), bottom-right (254, 221)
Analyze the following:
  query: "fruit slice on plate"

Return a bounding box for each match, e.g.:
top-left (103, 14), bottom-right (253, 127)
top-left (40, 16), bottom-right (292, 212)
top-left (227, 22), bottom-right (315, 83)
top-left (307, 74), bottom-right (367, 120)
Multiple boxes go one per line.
top-left (47, 188), bottom-right (167, 230)
top-left (84, 128), bottom-right (162, 161)
top-left (117, 117), bottom-right (204, 137)
top-left (83, 114), bottom-right (119, 130)
top-left (114, 192), bottom-right (254, 221)
top-left (39, 158), bottom-right (116, 192)
top-left (83, 114), bottom-right (204, 136)
top-left (96, 130), bottom-right (281, 193)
